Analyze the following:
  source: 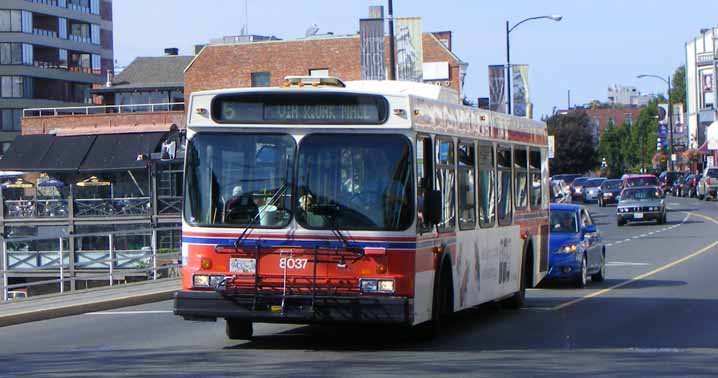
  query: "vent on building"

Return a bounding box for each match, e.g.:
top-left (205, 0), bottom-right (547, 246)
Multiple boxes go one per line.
top-left (164, 48), bottom-right (179, 56)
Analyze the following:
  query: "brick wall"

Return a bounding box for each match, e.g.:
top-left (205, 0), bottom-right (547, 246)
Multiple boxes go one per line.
top-left (185, 33), bottom-right (461, 101)
top-left (21, 111), bottom-right (185, 135)
top-left (583, 107), bottom-right (644, 134)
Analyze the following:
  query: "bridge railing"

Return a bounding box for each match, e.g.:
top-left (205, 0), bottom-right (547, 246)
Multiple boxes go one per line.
top-left (0, 226), bottom-right (182, 301)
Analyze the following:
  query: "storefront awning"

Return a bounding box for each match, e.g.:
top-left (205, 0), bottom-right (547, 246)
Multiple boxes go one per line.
top-left (35, 135), bottom-right (97, 172)
top-left (0, 135), bottom-right (55, 172)
top-left (79, 132), bottom-right (166, 172)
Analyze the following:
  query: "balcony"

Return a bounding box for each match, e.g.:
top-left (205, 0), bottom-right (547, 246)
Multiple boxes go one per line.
top-left (32, 28), bottom-right (59, 38)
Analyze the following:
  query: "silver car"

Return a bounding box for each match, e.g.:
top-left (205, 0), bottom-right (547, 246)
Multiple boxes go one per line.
top-left (617, 186), bottom-right (666, 226)
top-left (582, 178), bottom-right (606, 203)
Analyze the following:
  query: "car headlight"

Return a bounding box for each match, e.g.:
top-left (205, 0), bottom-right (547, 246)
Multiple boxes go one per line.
top-left (360, 279), bottom-right (395, 294)
top-left (193, 274), bottom-right (210, 288)
top-left (555, 244), bottom-right (578, 254)
top-left (605, 192), bottom-right (613, 197)
top-left (617, 207), bottom-right (626, 213)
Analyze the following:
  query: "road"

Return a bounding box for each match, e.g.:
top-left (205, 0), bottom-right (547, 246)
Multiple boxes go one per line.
top-left (2, 196), bottom-right (718, 377)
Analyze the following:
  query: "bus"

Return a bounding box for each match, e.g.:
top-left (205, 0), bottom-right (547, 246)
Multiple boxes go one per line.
top-left (174, 76), bottom-right (550, 340)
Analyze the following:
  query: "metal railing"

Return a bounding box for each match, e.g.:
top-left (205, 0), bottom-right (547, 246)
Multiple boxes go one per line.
top-left (158, 196), bottom-right (182, 215)
top-left (1, 226), bottom-right (182, 301)
top-left (74, 197), bottom-right (151, 217)
top-left (3, 199), bottom-right (69, 219)
top-left (23, 102), bottom-right (186, 118)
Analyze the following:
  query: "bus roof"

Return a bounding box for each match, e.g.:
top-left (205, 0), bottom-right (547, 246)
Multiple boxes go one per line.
top-left (187, 79), bottom-right (547, 146)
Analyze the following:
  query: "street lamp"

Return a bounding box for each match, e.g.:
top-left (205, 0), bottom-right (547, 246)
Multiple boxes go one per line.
top-left (506, 14), bottom-right (562, 115)
top-left (637, 74), bottom-right (673, 171)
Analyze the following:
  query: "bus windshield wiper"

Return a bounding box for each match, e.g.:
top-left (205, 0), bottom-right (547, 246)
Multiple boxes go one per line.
top-left (234, 183), bottom-right (287, 249)
top-left (310, 204), bottom-right (355, 252)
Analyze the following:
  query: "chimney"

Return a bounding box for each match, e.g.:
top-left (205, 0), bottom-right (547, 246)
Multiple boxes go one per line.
top-left (164, 47), bottom-right (179, 56)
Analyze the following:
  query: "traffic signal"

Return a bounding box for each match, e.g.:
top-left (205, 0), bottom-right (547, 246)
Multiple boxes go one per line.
top-left (656, 137), bottom-right (662, 151)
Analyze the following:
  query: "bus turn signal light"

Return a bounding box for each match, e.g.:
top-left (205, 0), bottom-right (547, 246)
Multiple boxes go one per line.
top-left (201, 258), bottom-right (212, 270)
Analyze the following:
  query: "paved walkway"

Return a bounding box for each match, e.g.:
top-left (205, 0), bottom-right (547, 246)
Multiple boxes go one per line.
top-left (0, 278), bottom-right (180, 327)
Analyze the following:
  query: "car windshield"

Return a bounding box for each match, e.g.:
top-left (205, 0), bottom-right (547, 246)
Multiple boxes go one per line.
top-left (573, 178), bottom-right (587, 186)
top-left (550, 210), bottom-right (578, 233)
top-left (621, 188), bottom-right (660, 201)
top-left (602, 180), bottom-right (622, 190)
top-left (184, 133), bottom-right (296, 227)
top-left (295, 134), bottom-right (414, 231)
top-left (626, 177), bottom-right (659, 187)
top-left (586, 179), bottom-right (605, 187)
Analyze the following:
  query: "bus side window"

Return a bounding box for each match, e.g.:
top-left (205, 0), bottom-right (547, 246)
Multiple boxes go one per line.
top-left (514, 146), bottom-right (528, 210)
top-left (497, 145), bottom-right (513, 226)
top-left (458, 140), bottom-right (476, 230)
top-left (478, 141), bottom-right (495, 228)
top-left (435, 138), bottom-right (456, 232)
top-left (417, 135), bottom-right (433, 233)
top-left (529, 149), bottom-right (542, 209)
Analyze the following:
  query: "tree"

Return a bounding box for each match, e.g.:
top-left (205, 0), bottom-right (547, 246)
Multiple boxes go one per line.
top-left (598, 118), bottom-right (628, 178)
top-left (670, 65), bottom-right (686, 106)
top-left (546, 111), bottom-right (599, 174)
top-left (628, 101), bottom-right (659, 172)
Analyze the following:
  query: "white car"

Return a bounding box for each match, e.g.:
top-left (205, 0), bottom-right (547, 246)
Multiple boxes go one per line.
top-left (697, 168), bottom-right (718, 200)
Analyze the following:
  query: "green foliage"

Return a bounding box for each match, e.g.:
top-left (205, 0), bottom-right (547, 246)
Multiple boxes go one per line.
top-left (597, 101), bottom-right (660, 176)
top-left (670, 66), bottom-right (686, 106)
top-left (546, 111), bottom-right (598, 174)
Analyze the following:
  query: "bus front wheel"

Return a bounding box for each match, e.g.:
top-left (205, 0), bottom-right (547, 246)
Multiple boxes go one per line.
top-left (226, 318), bottom-right (253, 340)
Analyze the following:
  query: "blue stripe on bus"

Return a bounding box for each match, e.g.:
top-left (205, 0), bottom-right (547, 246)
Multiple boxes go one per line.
top-left (182, 237), bottom-right (417, 250)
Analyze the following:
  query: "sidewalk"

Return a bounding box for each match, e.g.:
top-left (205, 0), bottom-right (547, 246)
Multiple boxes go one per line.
top-left (0, 278), bottom-right (180, 327)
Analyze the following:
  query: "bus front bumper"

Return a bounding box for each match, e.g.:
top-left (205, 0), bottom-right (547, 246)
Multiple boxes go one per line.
top-left (174, 290), bottom-right (412, 325)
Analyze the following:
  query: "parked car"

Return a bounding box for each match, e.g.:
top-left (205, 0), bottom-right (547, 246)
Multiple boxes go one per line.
top-left (547, 203), bottom-right (606, 287)
top-left (658, 171), bottom-right (682, 195)
top-left (697, 167), bottom-right (718, 200)
top-left (681, 174), bottom-right (699, 198)
top-left (570, 177), bottom-right (589, 202)
top-left (616, 186), bottom-right (666, 226)
top-left (551, 179), bottom-right (572, 203)
top-left (598, 179), bottom-right (623, 207)
top-left (582, 178), bottom-right (606, 203)
top-left (7, 289), bottom-right (28, 300)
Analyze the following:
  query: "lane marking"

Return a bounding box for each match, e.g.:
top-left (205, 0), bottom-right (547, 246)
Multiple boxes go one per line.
top-left (85, 310), bottom-right (172, 315)
top-left (550, 211), bottom-right (718, 311)
top-left (606, 261), bottom-right (650, 266)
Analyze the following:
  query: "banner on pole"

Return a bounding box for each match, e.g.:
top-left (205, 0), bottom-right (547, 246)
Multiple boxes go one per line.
top-left (360, 18), bottom-right (386, 80)
top-left (512, 64), bottom-right (530, 117)
top-left (395, 17), bottom-right (423, 82)
top-left (488, 65), bottom-right (506, 113)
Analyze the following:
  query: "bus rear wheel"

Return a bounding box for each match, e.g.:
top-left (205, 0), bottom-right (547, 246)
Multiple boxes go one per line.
top-left (226, 318), bottom-right (253, 340)
top-left (503, 247), bottom-right (530, 309)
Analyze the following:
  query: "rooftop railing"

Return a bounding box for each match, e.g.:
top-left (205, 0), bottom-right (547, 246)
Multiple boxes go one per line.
top-left (23, 102), bottom-right (185, 118)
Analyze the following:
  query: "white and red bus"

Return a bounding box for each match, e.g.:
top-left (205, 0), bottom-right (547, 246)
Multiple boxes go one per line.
top-left (174, 77), bottom-right (549, 339)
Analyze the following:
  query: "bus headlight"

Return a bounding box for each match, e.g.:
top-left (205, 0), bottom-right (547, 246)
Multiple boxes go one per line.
top-left (193, 274), bottom-right (210, 288)
top-left (360, 279), bottom-right (395, 294)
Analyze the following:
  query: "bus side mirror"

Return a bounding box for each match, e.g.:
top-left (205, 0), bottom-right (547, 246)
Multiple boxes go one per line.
top-left (423, 190), bottom-right (442, 226)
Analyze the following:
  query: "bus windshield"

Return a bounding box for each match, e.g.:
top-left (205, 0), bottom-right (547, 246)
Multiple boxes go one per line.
top-left (296, 134), bottom-right (414, 231)
top-left (184, 133), bottom-right (296, 227)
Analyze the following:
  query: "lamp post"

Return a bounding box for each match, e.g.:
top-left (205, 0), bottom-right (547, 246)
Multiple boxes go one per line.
top-left (637, 74), bottom-right (673, 171)
top-left (506, 15), bottom-right (562, 115)
top-left (387, 0), bottom-right (396, 80)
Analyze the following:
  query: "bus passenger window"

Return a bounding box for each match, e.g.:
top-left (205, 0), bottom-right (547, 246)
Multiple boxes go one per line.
top-left (435, 139), bottom-right (456, 232)
top-left (497, 146), bottom-right (513, 226)
top-left (514, 147), bottom-right (528, 210)
top-left (529, 149), bottom-right (542, 208)
top-left (478, 142), bottom-right (495, 228)
top-left (458, 141), bottom-right (476, 230)
top-left (417, 136), bottom-right (433, 233)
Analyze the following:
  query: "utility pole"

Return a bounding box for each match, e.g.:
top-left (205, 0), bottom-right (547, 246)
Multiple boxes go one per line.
top-left (505, 21), bottom-right (511, 114)
top-left (668, 75), bottom-right (674, 172)
top-left (387, 0), bottom-right (396, 80)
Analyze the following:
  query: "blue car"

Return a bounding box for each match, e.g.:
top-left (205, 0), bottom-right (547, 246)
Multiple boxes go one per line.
top-left (547, 204), bottom-right (606, 287)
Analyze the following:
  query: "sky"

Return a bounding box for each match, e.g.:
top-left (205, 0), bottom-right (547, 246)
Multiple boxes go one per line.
top-left (114, 0), bottom-right (718, 119)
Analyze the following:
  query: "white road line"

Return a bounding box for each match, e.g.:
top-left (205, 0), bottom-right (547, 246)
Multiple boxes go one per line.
top-left (640, 234), bottom-right (647, 237)
top-left (606, 243), bottom-right (613, 247)
top-left (623, 238), bottom-right (631, 242)
top-left (606, 261), bottom-right (650, 266)
top-left (85, 311), bottom-right (172, 315)
top-left (615, 240), bottom-right (623, 244)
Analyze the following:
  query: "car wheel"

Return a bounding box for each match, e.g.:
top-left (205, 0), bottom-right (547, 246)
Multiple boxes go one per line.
top-left (575, 255), bottom-right (587, 288)
top-left (226, 318), bottom-right (253, 340)
top-left (591, 248), bottom-right (606, 282)
top-left (617, 218), bottom-right (625, 227)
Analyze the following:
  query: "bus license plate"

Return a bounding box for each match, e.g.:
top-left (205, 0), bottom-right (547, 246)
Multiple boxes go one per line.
top-left (634, 212), bottom-right (643, 219)
top-left (230, 258), bottom-right (256, 273)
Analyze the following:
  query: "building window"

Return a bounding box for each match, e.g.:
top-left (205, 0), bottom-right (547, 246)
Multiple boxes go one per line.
top-left (309, 68), bottom-right (329, 77)
top-left (0, 76), bottom-right (26, 98)
top-left (0, 10), bottom-right (23, 32)
top-left (251, 72), bottom-right (270, 87)
top-left (0, 43), bottom-right (30, 65)
top-left (0, 109), bottom-right (22, 131)
top-left (624, 113), bottom-right (633, 126)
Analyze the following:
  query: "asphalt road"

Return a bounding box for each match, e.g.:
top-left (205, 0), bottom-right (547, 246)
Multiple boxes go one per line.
top-left (2, 196), bottom-right (718, 377)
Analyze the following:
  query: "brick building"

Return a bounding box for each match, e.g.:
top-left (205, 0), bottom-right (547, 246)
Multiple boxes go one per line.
top-left (558, 106), bottom-right (644, 145)
top-left (185, 32), bottom-right (465, 101)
